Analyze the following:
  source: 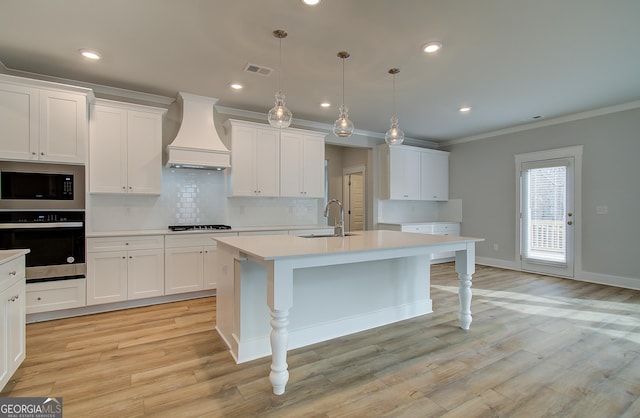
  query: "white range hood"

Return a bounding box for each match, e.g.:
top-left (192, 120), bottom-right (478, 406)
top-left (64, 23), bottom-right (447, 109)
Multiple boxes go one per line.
top-left (166, 92), bottom-right (230, 170)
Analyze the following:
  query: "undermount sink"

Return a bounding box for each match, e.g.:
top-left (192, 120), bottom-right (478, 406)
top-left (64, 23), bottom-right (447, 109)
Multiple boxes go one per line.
top-left (300, 233), bottom-right (356, 238)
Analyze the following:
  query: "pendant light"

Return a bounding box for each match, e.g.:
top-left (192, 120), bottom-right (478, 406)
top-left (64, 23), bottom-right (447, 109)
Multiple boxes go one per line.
top-left (385, 68), bottom-right (405, 145)
top-left (268, 29), bottom-right (293, 128)
top-left (333, 51), bottom-right (354, 138)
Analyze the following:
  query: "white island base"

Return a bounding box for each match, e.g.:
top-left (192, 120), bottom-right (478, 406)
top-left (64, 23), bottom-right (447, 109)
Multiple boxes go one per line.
top-left (214, 230), bottom-right (480, 395)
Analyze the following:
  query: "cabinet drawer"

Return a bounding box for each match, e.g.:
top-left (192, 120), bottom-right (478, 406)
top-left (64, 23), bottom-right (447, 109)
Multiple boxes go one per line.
top-left (0, 256), bottom-right (25, 292)
top-left (431, 223), bottom-right (460, 235)
top-left (26, 278), bottom-right (86, 313)
top-left (401, 225), bottom-right (433, 234)
top-left (165, 232), bottom-right (236, 249)
top-left (237, 230), bottom-right (289, 236)
top-left (88, 235), bottom-right (164, 252)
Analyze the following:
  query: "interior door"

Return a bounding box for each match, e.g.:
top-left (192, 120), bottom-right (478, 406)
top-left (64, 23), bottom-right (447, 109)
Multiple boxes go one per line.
top-left (343, 171), bottom-right (364, 232)
top-left (519, 157), bottom-right (575, 277)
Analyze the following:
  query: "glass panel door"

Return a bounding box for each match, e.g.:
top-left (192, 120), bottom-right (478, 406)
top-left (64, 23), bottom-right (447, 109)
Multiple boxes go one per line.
top-left (520, 158), bottom-right (574, 277)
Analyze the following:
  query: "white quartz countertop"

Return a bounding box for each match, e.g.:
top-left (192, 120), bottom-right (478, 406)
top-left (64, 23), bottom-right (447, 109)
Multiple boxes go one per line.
top-left (0, 249), bottom-right (30, 264)
top-left (86, 225), bottom-right (331, 238)
top-left (378, 221), bottom-right (461, 226)
top-left (215, 230), bottom-right (482, 261)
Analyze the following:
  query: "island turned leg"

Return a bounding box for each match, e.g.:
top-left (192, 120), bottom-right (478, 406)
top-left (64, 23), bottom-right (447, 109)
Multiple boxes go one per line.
top-left (457, 274), bottom-right (472, 330)
top-left (455, 243), bottom-right (476, 330)
top-left (269, 309), bottom-right (290, 395)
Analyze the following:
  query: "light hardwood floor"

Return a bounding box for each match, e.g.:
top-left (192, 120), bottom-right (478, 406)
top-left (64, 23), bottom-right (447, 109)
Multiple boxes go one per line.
top-left (2, 264), bottom-right (639, 417)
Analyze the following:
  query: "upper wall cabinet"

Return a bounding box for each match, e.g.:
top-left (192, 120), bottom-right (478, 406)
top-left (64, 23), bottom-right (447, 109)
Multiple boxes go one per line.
top-left (224, 120), bottom-right (280, 197)
top-left (0, 75), bottom-right (92, 164)
top-left (224, 119), bottom-right (326, 198)
top-left (89, 99), bottom-right (166, 195)
top-left (420, 148), bottom-right (449, 201)
top-left (279, 131), bottom-right (325, 198)
top-left (378, 144), bottom-right (449, 201)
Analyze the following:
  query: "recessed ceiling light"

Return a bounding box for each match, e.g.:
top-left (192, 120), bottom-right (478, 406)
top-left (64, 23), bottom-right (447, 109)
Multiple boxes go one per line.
top-left (229, 82), bottom-right (243, 90)
top-left (320, 101), bottom-right (331, 108)
top-left (80, 49), bottom-right (101, 60)
top-left (459, 106), bottom-right (472, 113)
top-left (421, 41), bottom-right (443, 54)
top-left (303, 0), bottom-right (321, 5)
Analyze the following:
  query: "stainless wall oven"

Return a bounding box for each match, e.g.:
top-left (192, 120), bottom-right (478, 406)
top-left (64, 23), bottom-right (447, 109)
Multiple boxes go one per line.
top-left (0, 161), bottom-right (86, 282)
top-left (0, 211), bottom-right (86, 282)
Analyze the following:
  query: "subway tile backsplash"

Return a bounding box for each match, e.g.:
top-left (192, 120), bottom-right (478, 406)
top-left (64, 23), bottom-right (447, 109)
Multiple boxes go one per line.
top-left (87, 168), bottom-right (321, 232)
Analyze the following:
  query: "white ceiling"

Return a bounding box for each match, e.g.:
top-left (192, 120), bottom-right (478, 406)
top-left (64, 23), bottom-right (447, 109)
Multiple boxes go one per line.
top-left (1, 0), bottom-right (639, 143)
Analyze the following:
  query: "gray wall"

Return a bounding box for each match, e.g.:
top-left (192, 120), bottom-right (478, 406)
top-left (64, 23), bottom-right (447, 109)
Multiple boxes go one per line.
top-left (444, 106), bottom-right (640, 285)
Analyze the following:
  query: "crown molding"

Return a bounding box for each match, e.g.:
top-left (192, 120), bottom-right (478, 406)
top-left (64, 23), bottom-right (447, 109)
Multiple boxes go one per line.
top-left (0, 61), bottom-right (174, 107)
top-left (442, 100), bottom-right (640, 147)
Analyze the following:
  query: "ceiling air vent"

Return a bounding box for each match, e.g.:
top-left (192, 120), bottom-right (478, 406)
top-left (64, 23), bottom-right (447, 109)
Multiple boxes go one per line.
top-left (244, 63), bottom-right (273, 77)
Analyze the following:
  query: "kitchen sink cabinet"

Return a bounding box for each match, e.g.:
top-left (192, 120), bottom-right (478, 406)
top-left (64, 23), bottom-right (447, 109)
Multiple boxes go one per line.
top-left (165, 233), bottom-right (236, 294)
top-left (89, 99), bottom-right (165, 195)
top-left (1, 252), bottom-right (27, 391)
top-left (0, 75), bottom-right (91, 164)
top-left (224, 120), bottom-right (280, 197)
top-left (378, 144), bottom-right (449, 201)
top-left (86, 236), bottom-right (165, 305)
top-left (279, 131), bottom-right (325, 198)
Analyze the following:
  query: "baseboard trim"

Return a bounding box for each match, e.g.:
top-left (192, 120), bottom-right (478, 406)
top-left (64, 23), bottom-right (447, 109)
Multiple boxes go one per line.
top-left (475, 256), bottom-right (639, 290)
top-left (26, 290), bottom-right (215, 323)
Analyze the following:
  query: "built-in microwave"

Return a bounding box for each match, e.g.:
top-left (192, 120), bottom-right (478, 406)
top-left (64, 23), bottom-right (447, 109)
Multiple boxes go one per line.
top-left (0, 161), bottom-right (85, 210)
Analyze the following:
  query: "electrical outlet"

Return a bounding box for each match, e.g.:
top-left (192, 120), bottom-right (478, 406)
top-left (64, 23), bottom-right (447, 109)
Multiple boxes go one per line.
top-left (493, 243), bottom-right (499, 251)
top-left (596, 205), bottom-right (608, 215)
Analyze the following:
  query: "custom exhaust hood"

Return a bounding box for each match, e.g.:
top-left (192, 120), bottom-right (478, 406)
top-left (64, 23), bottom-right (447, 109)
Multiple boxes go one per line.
top-left (166, 92), bottom-right (230, 170)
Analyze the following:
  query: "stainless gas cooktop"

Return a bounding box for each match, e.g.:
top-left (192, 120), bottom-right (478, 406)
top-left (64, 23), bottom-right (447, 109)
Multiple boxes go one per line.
top-left (168, 224), bottom-right (232, 231)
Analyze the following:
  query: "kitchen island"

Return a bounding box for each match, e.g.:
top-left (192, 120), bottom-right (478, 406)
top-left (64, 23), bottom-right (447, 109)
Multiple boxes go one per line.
top-left (214, 230), bottom-right (482, 395)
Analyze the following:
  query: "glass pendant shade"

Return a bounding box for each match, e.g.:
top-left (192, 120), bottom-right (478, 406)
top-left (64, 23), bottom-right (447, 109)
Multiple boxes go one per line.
top-left (268, 29), bottom-right (292, 128)
top-left (268, 91), bottom-right (292, 128)
top-left (333, 51), bottom-right (354, 138)
top-left (385, 68), bottom-right (404, 145)
top-left (333, 104), bottom-right (354, 138)
top-left (385, 115), bottom-right (405, 145)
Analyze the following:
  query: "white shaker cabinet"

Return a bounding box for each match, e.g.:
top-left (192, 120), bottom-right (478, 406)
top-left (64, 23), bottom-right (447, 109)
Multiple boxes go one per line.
top-left (0, 75), bottom-right (91, 164)
top-left (89, 100), bottom-right (165, 194)
top-left (420, 148), bottom-right (449, 201)
top-left (378, 144), bottom-right (449, 201)
top-left (280, 131), bottom-right (325, 198)
top-left (377, 222), bottom-right (460, 263)
top-left (1, 252), bottom-right (27, 391)
top-left (165, 233), bottom-right (236, 294)
top-left (379, 144), bottom-right (421, 200)
top-left (86, 236), bottom-right (165, 305)
top-left (224, 120), bottom-right (280, 197)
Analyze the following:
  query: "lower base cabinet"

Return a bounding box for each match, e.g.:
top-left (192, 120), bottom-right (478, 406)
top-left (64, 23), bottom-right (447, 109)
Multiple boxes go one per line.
top-left (26, 278), bottom-right (86, 314)
top-left (165, 233), bottom-right (235, 295)
top-left (377, 222), bottom-right (461, 263)
top-left (87, 236), bottom-right (164, 305)
top-left (1, 254), bottom-right (26, 391)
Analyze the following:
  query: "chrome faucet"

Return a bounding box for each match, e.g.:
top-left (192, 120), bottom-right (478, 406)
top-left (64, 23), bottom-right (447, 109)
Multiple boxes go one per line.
top-left (324, 199), bottom-right (345, 237)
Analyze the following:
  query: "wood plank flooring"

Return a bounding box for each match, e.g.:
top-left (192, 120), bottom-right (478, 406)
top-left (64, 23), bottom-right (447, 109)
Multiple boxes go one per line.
top-left (2, 264), bottom-right (639, 417)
